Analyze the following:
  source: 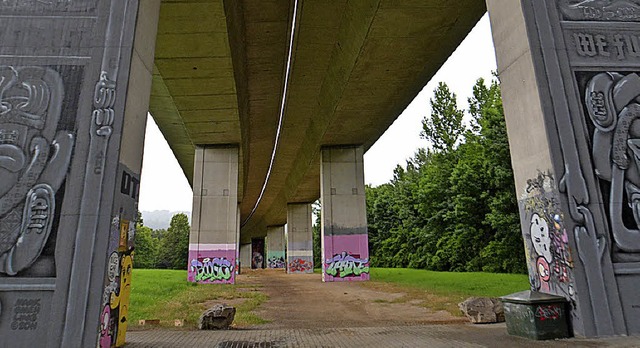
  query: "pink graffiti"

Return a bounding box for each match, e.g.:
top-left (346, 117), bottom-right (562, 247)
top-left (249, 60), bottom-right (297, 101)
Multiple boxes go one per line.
top-left (535, 305), bottom-right (562, 321)
top-left (288, 258), bottom-right (312, 272)
top-left (99, 305), bottom-right (112, 348)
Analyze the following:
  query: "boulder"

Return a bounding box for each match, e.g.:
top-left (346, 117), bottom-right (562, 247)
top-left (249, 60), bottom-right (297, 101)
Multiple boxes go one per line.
top-left (458, 297), bottom-right (504, 324)
top-left (198, 304), bottom-right (236, 330)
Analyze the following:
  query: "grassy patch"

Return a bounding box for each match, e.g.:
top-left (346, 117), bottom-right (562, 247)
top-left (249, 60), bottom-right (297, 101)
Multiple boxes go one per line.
top-left (361, 268), bottom-right (529, 316)
top-left (129, 269), bottom-right (268, 329)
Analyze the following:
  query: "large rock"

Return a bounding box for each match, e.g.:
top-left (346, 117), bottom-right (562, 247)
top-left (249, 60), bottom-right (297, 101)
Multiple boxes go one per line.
top-left (458, 297), bottom-right (505, 324)
top-left (198, 304), bottom-right (236, 330)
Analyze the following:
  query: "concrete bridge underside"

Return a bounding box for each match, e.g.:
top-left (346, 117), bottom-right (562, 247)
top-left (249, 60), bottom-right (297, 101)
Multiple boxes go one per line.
top-left (149, 0), bottom-right (486, 240)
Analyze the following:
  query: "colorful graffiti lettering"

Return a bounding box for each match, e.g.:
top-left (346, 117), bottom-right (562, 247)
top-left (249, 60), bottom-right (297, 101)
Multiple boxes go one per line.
top-left (325, 252), bottom-right (370, 278)
top-left (190, 257), bottom-right (234, 282)
top-left (288, 258), bottom-right (312, 272)
top-left (268, 256), bottom-right (285, 269)
top-left (523, 172), bottom-right (575, 305)
top-left (535, 304), bottom-right (562, 321)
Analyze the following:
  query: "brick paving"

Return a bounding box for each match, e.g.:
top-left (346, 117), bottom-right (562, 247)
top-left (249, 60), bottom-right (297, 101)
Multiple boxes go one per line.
top-left (126, 324), bottom-right (640, 348)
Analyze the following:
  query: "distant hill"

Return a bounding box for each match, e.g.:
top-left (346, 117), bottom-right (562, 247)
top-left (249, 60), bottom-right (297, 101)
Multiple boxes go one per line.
top-left (141, 210), bottom-right (192, 230)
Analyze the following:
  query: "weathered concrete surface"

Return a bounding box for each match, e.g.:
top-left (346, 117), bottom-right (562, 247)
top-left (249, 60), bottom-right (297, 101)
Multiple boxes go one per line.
top-left (286, 204), bottom-right (313, 274)
top-left (266, 226), bottom-right (285, 269)
top-left (321, 147), bottom-right (369, 282)
top-left (149, 0), bottom-right (486, 239)
top-left (188, 147), bottom-right (239, 284)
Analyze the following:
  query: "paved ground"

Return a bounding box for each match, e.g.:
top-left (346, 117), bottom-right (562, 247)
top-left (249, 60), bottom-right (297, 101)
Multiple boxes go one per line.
top-left (126, 270), bottom-right (640, 347)
top-left (127, 324), bottom-right (640, 348)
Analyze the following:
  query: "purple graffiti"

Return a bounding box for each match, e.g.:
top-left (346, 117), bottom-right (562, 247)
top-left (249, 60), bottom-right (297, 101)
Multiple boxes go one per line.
top-left (325, 252), bottom-right (369, 278)
top-left (268, 257), bottom-right (285, 269)
top-left (190, 257), bottom-right (234, 282)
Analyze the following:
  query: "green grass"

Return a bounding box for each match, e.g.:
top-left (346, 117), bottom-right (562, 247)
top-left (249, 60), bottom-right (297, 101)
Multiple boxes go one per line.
top-left (129, 269), bottom-right (268, 329)
top-left (370, 268), bottom-right (529, 297)
top-left (363, 268), bottom-right (530, 316)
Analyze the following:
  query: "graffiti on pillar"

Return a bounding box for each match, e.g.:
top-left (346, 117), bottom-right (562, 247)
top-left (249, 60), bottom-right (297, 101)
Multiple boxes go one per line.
top-left (190, 257), bottom-right (234, 282)
top-left (522, 172), bottom-right (575, 306)
top-left (560, 0), bottom-right (640, 21)
top-left (251, 252), bottom-right (263, 269)
top-left (267, 256), bottom-right (285, 269)
top-left (584, 72), bottom-right (640, 253)
top-left (100, 216), bottom-right (135, 348)
top-left (325, 252), bottom-right (370, 278)
top-left (288, 258), bottom-right (312, 273)
top-left (0, 66), bottom-right (74, 277)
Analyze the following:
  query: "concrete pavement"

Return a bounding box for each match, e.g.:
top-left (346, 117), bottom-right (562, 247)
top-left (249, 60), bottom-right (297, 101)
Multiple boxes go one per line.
top-left (126, 323), bottom-right (640, 348)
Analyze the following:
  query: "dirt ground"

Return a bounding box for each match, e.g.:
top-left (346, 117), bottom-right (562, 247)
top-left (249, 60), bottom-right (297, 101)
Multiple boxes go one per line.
top-left (239, 269), bottom-right (465, 329)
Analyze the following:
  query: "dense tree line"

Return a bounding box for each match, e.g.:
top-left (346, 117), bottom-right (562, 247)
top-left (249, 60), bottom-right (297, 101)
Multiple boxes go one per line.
top-left (366, 78), bottom-right (526, 273)
top-left (133, 213), bottom-right (190, 270)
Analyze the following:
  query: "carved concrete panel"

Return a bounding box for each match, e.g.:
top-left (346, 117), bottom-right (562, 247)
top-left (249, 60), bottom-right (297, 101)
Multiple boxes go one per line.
top-left (519, 0), bottom-right (640, 337)
top-left (0, 1), bottom-right (142, 347)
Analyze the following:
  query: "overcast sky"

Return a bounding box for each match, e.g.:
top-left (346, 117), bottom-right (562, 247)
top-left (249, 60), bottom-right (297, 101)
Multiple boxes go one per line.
top-left (138, 13), bottom-right (498, 213)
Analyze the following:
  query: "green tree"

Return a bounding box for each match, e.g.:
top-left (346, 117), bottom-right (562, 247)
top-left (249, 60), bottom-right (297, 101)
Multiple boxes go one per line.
top-left (421, 82), bottom-right (465, 152)
top-left (156, 213), bottom-right (190, 269)
top-left (133, 225), bottom-right (158, 269)
top-left (365, 77), bottom-right (525, 274)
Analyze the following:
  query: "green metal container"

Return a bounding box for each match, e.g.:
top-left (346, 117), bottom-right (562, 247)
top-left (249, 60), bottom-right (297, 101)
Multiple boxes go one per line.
top-left (500, 291), bottom-right (570, 340)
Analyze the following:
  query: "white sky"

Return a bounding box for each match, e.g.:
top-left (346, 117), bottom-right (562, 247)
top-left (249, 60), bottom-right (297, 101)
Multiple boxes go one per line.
top-left (138, 13), bottom-right (498, 213)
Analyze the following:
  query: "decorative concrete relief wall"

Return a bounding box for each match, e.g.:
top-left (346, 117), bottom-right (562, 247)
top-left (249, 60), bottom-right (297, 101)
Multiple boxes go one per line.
top-left (0, 66), bottom-right (74, 277)
top-left (516, 0), bottom-right (640, 336)
top-left (0, 0), bottom-right (145, 346)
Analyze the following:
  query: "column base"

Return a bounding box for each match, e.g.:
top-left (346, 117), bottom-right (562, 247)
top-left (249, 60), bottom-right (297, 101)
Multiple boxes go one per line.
top-left (188, 245), bottom-right (236, 284)
top-left (287, 256), bottom-right (314, 274)
top-left (323, 234), bottom-right (370, 282)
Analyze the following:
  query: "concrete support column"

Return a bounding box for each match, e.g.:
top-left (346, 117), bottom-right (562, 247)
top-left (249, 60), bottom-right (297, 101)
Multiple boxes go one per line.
top-left (0, 1), bottom-right (160, 347)
top-left (188, 146), bottom-right (238, 284)
top-left (320, 146), bottom-right (369, 282)
top-left (286, 203), bottom-right (314, 273)
top-left (266, 226), bottom-right (286, 269)
top-left (239, 243), bottom-right (251, 273)
top-left (486, 0), bottom-right (633, 337)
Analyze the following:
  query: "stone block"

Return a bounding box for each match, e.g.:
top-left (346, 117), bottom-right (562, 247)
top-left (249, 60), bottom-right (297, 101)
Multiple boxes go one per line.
top-left (458, 297), bottom-right (505, 324)
top-left (198, 304), bottom-right (236, 330)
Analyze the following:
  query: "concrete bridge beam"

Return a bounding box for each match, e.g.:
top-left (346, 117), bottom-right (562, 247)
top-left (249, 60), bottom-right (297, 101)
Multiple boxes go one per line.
top-left (188, 146), bottom-right (239, 284)
top-left (286, 203), bottom-right (314, 274)
top-left (320, 146), bottom-right (370, 282)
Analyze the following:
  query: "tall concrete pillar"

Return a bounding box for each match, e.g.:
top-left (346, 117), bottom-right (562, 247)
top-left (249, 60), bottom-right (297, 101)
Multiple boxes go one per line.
top-left (188, 146), bottom-right (238, 284)
top-left (486, 0), bottom-right (640, 337)
top-left (239, 243), bottom-right (251, 273)
top-left (267, 226), bottom-right (286, 269)
top-left (320, 146), bottom-right (370, 282)
top-left (286, 203), bottom-right (314, 273)
top-left (0, 1), bottom-right (160, 347)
